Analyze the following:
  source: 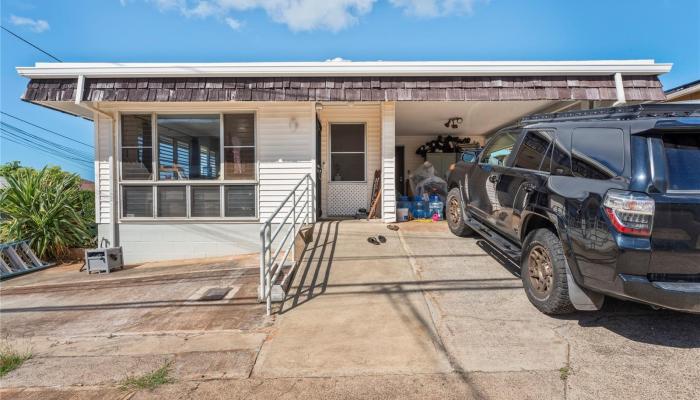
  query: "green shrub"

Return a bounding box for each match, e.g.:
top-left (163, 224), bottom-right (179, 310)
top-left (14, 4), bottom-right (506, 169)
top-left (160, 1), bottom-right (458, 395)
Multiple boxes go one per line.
top-left (0, 165), bottom-right (95, 260)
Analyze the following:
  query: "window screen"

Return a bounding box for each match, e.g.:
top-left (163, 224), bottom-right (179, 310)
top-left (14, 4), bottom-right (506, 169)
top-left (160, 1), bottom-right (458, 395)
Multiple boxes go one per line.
top-left (191, 186), bottom-right (221, 217)
top-left (122, 186), bottom-right (153, 217)
top-left (157, 186), bottom-right (187, 217)
top-left (224, 114), bottom-right (255, 180)
top-left (513, 131), bottom-right (552, 171)
top-left (330, 124), bottom-right (365, 182)
top-left (225, 185), bottom-right (256, 217)
top-left (571, 128), bottom-right (625, 180)
top-left (121, 115), bottom-right (153, 180)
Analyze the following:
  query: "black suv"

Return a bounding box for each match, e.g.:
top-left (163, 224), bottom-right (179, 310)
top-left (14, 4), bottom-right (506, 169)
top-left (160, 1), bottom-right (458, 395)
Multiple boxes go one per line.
top-left (446, 104), bottom-right (700, 314)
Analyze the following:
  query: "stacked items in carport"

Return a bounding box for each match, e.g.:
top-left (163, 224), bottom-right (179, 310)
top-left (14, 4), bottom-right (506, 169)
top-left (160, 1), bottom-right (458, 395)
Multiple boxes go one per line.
top-left (396, 162), bottom-right (448, 222)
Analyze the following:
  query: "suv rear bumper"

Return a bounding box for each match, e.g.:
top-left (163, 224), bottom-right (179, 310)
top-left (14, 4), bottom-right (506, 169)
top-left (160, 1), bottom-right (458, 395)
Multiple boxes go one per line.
top-left (618, 274), bottom-right (700, 313)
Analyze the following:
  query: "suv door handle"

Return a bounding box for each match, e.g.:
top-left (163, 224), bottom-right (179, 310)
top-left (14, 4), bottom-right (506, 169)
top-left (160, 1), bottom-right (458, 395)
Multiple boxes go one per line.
top-left (488, 174), bottom-right (500, 183)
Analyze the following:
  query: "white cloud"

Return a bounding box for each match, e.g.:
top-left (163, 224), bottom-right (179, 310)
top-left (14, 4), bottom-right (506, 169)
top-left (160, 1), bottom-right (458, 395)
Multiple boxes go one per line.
top-left (9, 15), bottom-right (50, 33)
top-left (225, 16), bottom-right (243, 29)
top-left (389, 0), bottom-right (482, 17)
top-left (133, 0), bottom-right (484, 31)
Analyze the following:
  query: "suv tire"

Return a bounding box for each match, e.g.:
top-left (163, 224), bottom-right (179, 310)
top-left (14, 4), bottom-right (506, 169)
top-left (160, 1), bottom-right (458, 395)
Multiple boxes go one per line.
top-left (446, 187), bottom-right (474, 237)
top-left (521, 229), bottom-right (575, 314)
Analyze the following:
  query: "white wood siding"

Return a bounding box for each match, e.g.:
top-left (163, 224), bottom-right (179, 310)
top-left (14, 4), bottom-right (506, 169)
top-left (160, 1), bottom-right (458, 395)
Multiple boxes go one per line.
top-left (256, 103), bottom-right (315, 222)
top-left (94, 113), bottom-right (113, 224)
top-left (381, 102), bottom-right (396, 223)
top-left (318, 104), bottom-right (381, 217)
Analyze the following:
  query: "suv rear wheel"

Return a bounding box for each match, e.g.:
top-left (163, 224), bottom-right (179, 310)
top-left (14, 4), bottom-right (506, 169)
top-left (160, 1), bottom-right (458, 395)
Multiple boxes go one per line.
top-left (447, 187), bottom-right (474, 237)
top-left (521, 229), bottom-right (575, 314)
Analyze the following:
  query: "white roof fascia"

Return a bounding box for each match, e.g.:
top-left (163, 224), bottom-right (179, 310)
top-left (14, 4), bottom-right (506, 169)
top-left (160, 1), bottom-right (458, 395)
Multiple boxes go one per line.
top-left (17, 60), bottom-right (672, 79)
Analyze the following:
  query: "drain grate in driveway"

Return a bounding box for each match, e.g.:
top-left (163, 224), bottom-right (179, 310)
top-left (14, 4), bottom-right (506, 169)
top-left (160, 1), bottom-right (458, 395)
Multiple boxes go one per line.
top-left (199, 287), bottom-right (231, 301)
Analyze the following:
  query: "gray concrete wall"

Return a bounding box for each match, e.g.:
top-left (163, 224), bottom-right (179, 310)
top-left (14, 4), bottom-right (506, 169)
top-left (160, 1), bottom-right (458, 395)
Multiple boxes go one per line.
top-left (104, 223), bottom-right (262, 265)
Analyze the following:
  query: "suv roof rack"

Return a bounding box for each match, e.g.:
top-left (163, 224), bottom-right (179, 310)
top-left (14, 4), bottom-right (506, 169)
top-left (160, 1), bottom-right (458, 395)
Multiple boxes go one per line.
top-left (521, 103), bottom-right (700, 124)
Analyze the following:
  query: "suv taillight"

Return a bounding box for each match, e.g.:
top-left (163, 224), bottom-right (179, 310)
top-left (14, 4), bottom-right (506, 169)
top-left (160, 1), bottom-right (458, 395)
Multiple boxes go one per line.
top-left (603, 190), bottom-right (655, 237)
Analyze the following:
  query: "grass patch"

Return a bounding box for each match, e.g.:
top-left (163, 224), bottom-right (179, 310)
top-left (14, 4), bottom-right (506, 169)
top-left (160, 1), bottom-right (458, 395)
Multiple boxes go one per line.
top-left (120, 361), bottom-right (174, 391)
top-left (0, 343), bottom-right (32, 377)
top-left (559, 366), bottom-right (571, 381)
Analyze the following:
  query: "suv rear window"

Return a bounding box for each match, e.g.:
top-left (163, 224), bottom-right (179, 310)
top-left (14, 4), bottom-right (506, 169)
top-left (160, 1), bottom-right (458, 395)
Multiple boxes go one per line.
top-left (663, 132), bottom-right (700, 191)
top-left (571, 128), bottom-right (625, 180)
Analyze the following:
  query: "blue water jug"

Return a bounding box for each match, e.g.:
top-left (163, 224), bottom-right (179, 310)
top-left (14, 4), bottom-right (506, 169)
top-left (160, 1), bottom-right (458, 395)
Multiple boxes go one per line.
top-left (429, 194), bottom-right (444, 220)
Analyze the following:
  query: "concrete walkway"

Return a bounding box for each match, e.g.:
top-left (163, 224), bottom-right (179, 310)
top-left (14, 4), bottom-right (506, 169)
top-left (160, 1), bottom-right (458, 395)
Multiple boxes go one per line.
top-left (1, 220), bottom-right (698, 399)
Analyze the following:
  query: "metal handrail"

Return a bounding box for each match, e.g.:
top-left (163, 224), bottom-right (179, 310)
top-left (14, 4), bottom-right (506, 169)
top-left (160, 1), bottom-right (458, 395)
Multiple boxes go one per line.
top-left (259, 173), bottom-right (314, 315)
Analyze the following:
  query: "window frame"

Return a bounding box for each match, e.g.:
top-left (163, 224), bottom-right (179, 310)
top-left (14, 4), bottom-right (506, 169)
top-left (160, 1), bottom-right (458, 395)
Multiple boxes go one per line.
top-left (479, 129), bottom-right (521, 166)
top-left (510, 129), bottom-right (555, 173)
top-left (117, 111), bottom-right (259, 222)
top-left (328, 122), bottom-right (367, 183)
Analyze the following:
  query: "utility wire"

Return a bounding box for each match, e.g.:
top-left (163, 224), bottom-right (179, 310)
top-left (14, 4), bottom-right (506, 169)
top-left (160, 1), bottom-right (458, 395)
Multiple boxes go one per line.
top-left (0, 130), bottom-right (92, 165)
top-left (1, 26), bottom-right (62, 62)
top-left (0, 133), bottom-right (91, 170)
top-left (0, 111), bottom-right (93, 148)
top-left (1, 121), bottom-right (93, 159)
top-left (1, 123), bottom-right (93, 163)
top-left (0, 131), bottom-right (92, 167)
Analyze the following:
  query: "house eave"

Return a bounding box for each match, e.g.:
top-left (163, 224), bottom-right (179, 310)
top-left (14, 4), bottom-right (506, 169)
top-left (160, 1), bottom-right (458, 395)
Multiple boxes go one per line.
top-left (17, 60), bottom-right (673, 79)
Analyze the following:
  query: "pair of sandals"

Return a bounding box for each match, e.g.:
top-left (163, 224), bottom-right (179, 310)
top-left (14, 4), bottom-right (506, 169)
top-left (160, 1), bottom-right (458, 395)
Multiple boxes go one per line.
top-left (367, 235), bottom-right (387, 245)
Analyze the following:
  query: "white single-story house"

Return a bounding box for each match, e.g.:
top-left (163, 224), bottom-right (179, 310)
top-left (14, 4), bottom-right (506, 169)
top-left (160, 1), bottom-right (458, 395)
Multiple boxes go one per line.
top-left (17, 60), bottom-right (670, 264)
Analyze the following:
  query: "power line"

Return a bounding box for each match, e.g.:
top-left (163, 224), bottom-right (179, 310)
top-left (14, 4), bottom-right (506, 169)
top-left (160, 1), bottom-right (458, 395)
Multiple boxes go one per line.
top-left (0, 111), bottom-right (93, 148)
top-left (0, 133), bottom-right (91, 170)
top-left (1, 122), bottom-right (93, 164)
top-left (1, 26), bottom-right (62, 62)
top-left (1, 121), bottom-right (93, 159)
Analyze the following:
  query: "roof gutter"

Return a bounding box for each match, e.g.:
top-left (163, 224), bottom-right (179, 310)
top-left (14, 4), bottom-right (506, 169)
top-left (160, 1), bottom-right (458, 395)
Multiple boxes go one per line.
top-left (16, 60), bottom-right (673, 79)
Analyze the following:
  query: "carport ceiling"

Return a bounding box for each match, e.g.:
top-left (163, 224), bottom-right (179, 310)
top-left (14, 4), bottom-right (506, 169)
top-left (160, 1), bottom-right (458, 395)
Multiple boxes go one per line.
top-left (395, 100), bottom-right (566, 136)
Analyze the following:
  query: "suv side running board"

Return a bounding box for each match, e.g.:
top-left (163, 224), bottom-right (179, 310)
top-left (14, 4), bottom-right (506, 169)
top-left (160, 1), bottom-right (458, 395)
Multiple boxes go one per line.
top-left (464, 214), bottom-right (522, 260)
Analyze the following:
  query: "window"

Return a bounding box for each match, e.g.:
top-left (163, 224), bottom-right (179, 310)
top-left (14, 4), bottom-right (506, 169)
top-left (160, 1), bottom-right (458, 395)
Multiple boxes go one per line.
top-left (572, 128), bottom-right (625, 180)
top-left (225, 185), bottom-right (256, 217)
top-left (330, 124), bottom-right (365, 182)
top-left (119, 113), bottom-right (257, 219)
top-left (550, 134), bottom-right (573, 176)
top-left (480, 130), bottom-right (520, 166)
top-left (191, 186), bottom-right (221, 217)
top-left (157, 115), bottom-right (220, 180)
top-left (224, 114), bottom-right (255, 180)
top-left (663, 132), bottom-right (700, 191)
top-left (122, 186), bottom-right (153, 217)
top-left (513, 130), bottom-right (552, 171)
top-left (121, 115), bottom-right (153, 180)
top-left (157, 186), bottom-right (187, 217)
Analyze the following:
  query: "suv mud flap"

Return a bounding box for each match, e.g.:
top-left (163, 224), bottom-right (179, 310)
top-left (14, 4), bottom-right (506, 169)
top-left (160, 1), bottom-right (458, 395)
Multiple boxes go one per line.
top-left (566, 263), bottom-right (605, 311)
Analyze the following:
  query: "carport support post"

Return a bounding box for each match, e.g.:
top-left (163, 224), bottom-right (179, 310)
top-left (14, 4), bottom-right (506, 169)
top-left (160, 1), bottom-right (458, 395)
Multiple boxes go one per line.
top-left (381, 102), bottom-right (397, 223)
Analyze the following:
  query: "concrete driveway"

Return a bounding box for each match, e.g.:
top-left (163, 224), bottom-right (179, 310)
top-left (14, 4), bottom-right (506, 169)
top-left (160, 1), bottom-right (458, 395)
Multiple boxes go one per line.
top-left (1, 220), bottom-right (698, 399)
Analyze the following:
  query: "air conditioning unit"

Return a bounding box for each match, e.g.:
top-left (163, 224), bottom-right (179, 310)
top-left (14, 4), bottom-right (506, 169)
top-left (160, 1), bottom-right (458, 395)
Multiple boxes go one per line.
top-left (84, 247), bottom-right (123, 274)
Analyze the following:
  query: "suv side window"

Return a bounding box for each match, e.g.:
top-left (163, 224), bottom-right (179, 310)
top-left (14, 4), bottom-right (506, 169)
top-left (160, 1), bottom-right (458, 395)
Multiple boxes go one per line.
top-left (480, 130), bottom-right (520, 166)
top-left (550, 132), bottom-right (572, 176)
top-left (571, 128), bottom-right (625, 179)
top-left (513, 130), bottom-right (552, 171)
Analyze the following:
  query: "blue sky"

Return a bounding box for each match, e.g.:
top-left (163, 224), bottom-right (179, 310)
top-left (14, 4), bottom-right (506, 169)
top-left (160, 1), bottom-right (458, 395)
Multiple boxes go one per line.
top-left (1, 0), bottom-right (698, 179)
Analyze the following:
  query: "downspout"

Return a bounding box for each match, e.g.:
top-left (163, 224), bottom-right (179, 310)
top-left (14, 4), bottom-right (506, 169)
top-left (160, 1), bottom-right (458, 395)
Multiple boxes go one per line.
top-left (74, 75), bottom-right (119, 248)
top-left (613, 72), bottom-right (627, 106)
